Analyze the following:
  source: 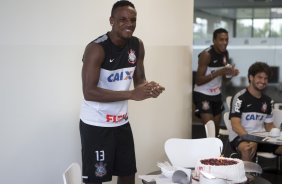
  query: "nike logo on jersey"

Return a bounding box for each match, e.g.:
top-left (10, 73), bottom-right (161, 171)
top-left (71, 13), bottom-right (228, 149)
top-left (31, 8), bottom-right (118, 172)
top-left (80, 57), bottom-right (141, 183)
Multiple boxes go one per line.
top-left (213, 60), bottom-right (218, 63)
top-left (109, 59), bottom-right (115, 63)
top-left (247, 104), bottom-right (252, 107)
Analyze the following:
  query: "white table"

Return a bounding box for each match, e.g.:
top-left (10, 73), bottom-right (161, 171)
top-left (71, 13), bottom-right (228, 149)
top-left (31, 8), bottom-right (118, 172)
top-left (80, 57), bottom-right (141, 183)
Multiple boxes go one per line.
top-left (140, 170), bottom-right (271, 184)
top-left (242, 132), bottom-right (282, 145)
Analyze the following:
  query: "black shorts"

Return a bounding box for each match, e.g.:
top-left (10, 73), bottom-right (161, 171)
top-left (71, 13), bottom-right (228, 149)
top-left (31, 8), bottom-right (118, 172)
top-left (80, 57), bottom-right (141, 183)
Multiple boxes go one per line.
top-left (79, 120), bottom-right (137, 183)
top-left (193, 92), bottom-right (224, 118)
top-left (230, 136), bottom-right (279, 154)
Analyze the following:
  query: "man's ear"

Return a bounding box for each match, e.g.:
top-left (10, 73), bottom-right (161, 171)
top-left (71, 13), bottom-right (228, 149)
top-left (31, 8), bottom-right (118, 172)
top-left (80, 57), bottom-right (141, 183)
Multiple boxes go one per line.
top-left (249, 75), bottom-right (253, 82)
top-left (109, 17), bottom-right (114, 26)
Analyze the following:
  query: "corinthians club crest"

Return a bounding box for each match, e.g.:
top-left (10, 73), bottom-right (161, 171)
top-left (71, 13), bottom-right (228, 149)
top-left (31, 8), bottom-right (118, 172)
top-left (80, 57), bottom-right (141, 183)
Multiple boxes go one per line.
top-left (128, 49), bottom-right (136, 64)
top-left (202, 101), bottom-right (210, 110)
top-left (95, 162), bottom-right (107, 177)
top-left (261, 102), bottom-right (267, 113)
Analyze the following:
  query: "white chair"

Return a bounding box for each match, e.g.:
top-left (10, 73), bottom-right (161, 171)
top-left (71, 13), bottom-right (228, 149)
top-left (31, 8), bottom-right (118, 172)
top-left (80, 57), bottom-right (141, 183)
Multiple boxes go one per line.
top-left (218, 128), bottom-right (229, 136)
top-left (243, 161), bottom-right (263, 175)
top-left (223, 112), bottom-right (238, 141)
top-left (226, 96), bottom-right (232, 110)
top-left (63, 162), bottom-right (82, 184)
top-left (272, 108), bottom-right (282, 129)
top-left (272, 109), bottom-right (282, 171)
top-left (164, 137), bottom-right (223, 168)
top-left (205, 119), bottom-right (228, 138)
top-left (205, 120), bottom-right (216, 137)
top-left (223, 112), bottom-right (240, 158)
top-left (204, 120), bottom-right (229, 138)
top-left (273, 103), bottom-right (282, 110)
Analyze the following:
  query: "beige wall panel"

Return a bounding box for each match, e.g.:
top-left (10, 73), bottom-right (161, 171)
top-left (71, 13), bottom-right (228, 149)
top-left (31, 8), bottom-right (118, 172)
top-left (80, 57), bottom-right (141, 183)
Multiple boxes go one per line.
top-left (0, 0), bottom-right (193, 184)
top-left (129, 45), bottom-right (192, 183)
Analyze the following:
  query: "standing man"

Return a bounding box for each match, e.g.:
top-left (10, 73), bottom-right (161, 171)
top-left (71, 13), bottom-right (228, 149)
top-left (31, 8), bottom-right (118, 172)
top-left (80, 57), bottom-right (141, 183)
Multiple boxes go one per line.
top-left (79, 1), bottom-right (165, 184)
top-left (193, 28), bottom-right (239, 135)
top-left (229, 62), bottom-right (282, 161)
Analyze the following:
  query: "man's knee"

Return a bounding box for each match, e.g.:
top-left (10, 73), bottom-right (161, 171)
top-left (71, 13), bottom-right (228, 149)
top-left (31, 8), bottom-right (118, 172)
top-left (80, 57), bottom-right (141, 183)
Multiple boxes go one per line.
top-left (275, 146), bottom-right (282, 155)
top-left (238, 144), bottom-right (256, 161)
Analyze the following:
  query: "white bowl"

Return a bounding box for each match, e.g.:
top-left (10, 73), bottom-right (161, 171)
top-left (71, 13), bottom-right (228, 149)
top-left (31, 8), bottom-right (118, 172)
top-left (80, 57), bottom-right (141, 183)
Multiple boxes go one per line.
top-left (270, 128), bottom-right (280, 137)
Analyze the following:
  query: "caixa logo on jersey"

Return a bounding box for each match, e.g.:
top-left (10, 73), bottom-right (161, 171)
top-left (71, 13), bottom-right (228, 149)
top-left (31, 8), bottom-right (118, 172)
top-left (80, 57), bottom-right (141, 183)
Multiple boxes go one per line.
top-left (245, 114), bottom-right (265, 121)
top-left (107, 71), bottom-right (133, 82)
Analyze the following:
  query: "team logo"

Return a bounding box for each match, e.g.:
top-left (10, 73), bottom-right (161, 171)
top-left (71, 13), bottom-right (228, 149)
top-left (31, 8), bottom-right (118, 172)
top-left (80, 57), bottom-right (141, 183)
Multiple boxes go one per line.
top-left (128, 49), bottom-right (136, 64)
top-left (95, 162), bottom-right (107, 177)
top-left (202, 101), bottom-right (210, 110)
top-left (261, 103), bottom-right (267, 113)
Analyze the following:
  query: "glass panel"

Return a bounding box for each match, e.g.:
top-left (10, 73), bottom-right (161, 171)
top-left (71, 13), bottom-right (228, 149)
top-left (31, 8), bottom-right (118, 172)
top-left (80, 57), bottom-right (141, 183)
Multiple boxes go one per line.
top-left (271, 19), bottom-right (282, 37)
top-left (193, 17), bottom-right (208, 40)
top-left (236, 19), bottom-right (252, 37)
top-left (195, 8), bottom-right (282, 38)
top-left (254, 8), bottom-right (270, 18)
top-left (271, 8), bottom-right (282, 18)
top-left (214, 20), bottom-right (228, 30)
top-left (253, 19), bottom-right (270, 37)
top-left (236, 8), bottom-right (253, 19)
top-left (200, 8), bottom-right (236, 19)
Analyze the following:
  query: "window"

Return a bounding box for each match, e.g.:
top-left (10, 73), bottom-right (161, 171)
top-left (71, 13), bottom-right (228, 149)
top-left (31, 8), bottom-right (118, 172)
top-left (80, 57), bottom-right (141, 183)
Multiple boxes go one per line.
top-left (253, 19), bottom-right (270, 37)
top-left (193, 17), bottom-right (208, 40)
top-left (236, 19), bottom-right (252, 37)
top-left (194, 7), bottom-right (282, 39)
top-left (271, 19), bottom-right (282, 37)
top-left (214, 20), bottom-right (228, 30)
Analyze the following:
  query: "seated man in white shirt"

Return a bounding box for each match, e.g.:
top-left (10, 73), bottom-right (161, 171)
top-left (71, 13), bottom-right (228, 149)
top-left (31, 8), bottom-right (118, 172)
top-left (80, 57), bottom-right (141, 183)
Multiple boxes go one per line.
top-left (229, 62), bottom-right (282, 161)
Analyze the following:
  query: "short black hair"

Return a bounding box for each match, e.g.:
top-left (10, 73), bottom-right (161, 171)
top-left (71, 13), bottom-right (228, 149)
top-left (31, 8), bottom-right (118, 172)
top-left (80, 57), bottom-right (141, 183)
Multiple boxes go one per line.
top-left (111, 0), bottom-right (135, 16)
top-left (213, 28), bottom-right (228, 40)
top-left (248, 61), bottom-right (272, 81)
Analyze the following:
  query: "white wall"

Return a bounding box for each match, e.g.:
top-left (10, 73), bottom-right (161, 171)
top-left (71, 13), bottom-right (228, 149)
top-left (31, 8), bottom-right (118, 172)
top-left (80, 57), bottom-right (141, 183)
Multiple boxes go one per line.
top-left (0, 1), bottom-right (193, 184)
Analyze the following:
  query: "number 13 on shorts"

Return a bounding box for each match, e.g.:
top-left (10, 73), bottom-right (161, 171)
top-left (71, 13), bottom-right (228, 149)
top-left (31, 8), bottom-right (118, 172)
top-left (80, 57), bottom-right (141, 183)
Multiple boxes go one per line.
top-left (95, 150), bottom-right (105, 161)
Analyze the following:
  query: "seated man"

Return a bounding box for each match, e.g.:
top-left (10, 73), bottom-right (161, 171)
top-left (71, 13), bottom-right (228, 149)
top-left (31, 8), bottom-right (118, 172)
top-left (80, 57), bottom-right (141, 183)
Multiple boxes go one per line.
top-left (229, 62), bottom-right (282, 161)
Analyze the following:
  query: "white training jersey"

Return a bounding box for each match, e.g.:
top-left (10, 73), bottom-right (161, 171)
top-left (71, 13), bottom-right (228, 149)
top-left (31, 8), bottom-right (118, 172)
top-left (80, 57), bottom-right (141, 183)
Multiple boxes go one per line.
top-left (80, 33), bottom-right (140, 127)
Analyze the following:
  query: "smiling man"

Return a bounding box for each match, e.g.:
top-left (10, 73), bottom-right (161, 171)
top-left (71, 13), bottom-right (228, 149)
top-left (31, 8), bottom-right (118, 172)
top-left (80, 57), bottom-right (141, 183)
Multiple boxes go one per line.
top-left (79, 1), bottom-right (165, 184)
top-left (229, 62), bottom-right (282, 161)
top-left (193, 28), bottom-right (239, 136)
